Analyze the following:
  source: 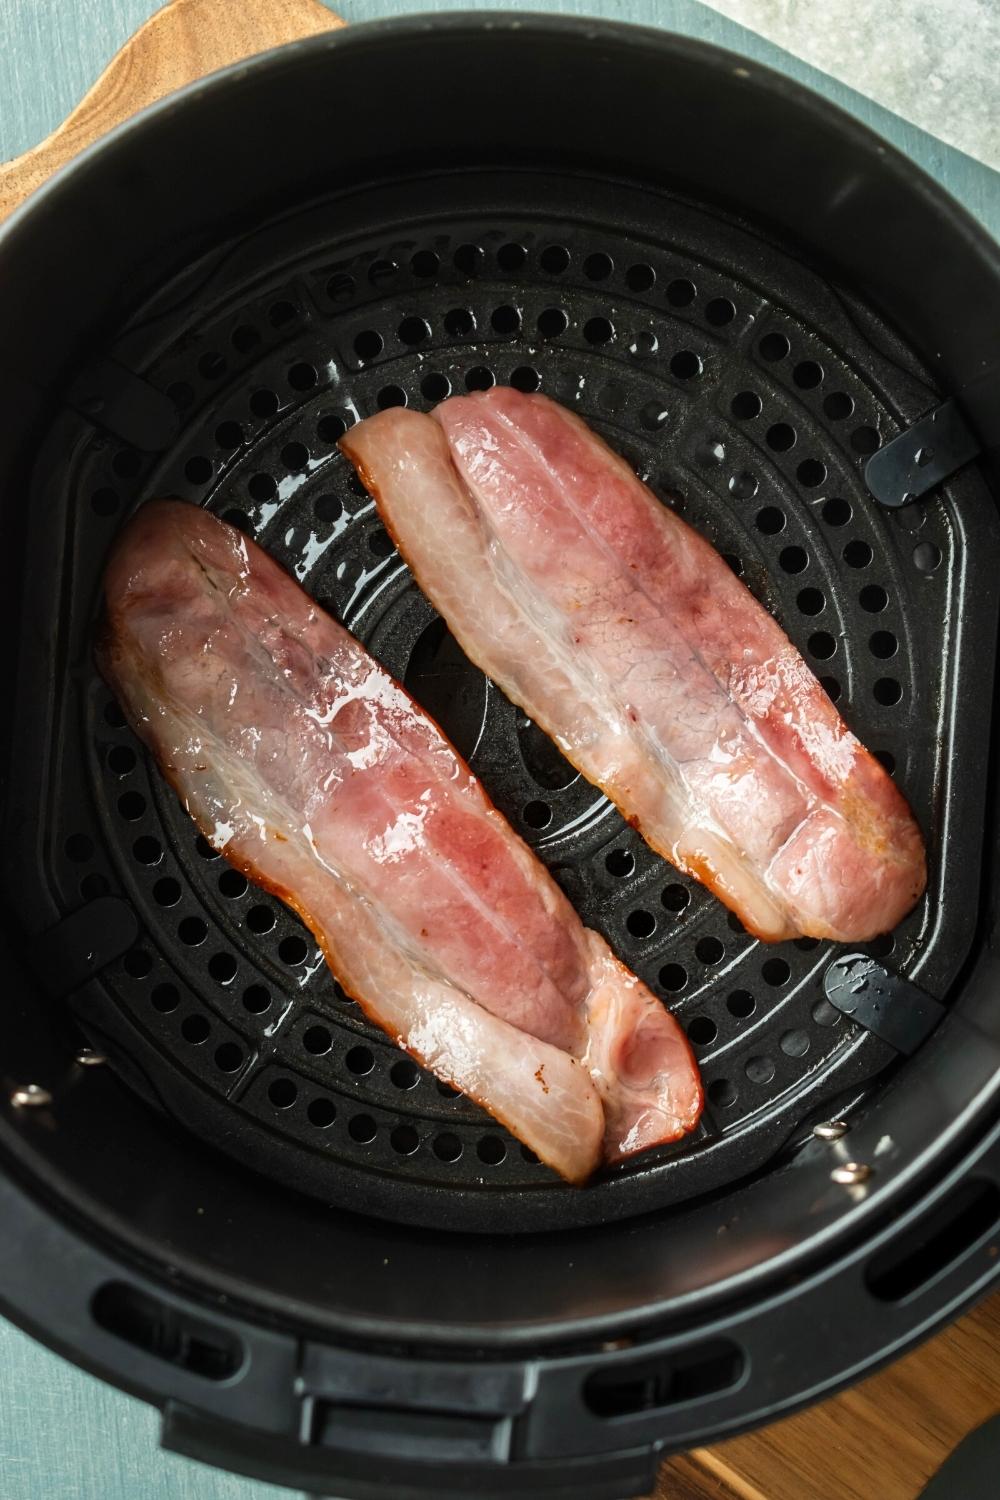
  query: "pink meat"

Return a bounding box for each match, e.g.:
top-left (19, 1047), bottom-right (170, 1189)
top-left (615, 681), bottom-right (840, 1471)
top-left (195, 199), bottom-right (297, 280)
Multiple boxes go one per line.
top-left (340, 388), bottom-right (926, 942)
top-left (98, 500), bottom-right (701, 1181)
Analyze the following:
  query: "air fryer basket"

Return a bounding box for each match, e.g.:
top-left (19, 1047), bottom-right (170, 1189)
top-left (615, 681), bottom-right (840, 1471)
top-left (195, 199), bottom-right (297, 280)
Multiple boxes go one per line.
top-left (2, 17), bottom-right (1000, 1499)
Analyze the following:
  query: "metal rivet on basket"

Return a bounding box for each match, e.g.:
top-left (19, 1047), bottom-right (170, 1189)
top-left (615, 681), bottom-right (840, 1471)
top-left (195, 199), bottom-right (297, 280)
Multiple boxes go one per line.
top-left (813, 1119), bottom-right (849, 1141)
top-left (75, 1048), bottom-right (106, 1067)
top-left (831, 1160), bottom-right (873, 1185)
top-left (10, 1084), bottom-right (52, 1109)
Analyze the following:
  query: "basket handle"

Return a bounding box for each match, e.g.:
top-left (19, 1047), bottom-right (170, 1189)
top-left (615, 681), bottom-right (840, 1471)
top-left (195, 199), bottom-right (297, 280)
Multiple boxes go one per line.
top-left (0, 0), bottom-right (344, 224)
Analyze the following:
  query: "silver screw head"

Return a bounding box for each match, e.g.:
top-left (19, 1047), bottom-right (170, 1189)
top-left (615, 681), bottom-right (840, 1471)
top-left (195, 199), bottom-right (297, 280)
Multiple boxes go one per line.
top-left (831, 1160), bottom-right (873, 1186)
top-left (11, 1084), bottom-right (52, 1109)
top-left (813, 1119), bottom-right (849, 1141)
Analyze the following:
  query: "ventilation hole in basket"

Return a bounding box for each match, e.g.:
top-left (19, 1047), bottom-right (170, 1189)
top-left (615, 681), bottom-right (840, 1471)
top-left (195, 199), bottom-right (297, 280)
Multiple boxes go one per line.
top-left (494, 242), bottom-right (526, 271)
top-left (153, 877), bottom-right (181, 908)
top-left (794, 936), bottom-right (820, 952)
top-left (860, 584), bottom-right (889, 612)
top-left (709, 1078), bottom-right (737, 1108)
top-left (696, 936), bottom-right (725, 965)
top-left (537, 307), bottom-right (568, 339)
top-left (398, 316), bottom-right (430, 347)
top-left (780, 546), bottom-right (808, 574)
top-left (195, 835), bottom-right (220, 860)
top-left (627, 909), bottom-right (656, 938)
top-left (869, 933), bottom-right (896, 958)
top-left (870, 630), bottom-right (898, 659)
top-left (523, 800), bottom-right (552, 829)
top-left (762, 957), bottom-right (790, 985)
top-left (198, 351), bottom-right (226, 380)
top-left (215, 1041), bottom-right (243, 1072)
top-left (376, 385), bottom-right (407, 410)
top-left (814, 395), bottom-right (856, 432)
top-left (688, 1016), bottom-right (718, 1046)
top-left (104, 700), bottom-right (127, 728)
top-left (118, 791), bottom-right (146, 821)
top-left (421, 372), bottom-right (451, 401)
top-left (184, 456), bottom-right (212, 485)
top-left (346, 1045), bottom-right (375, 1076)
top-left (91, 487), bottom-right (119, 516)
top-left (511, 365), bottom-right (541, 392)
top-left (759, 332), bottom-right (790, 361)
top-left (521, 1145), bottom-right (541, 1164)
top-left (279, 935), bottom-right (308, 966)
top-left (281, 441), bottom-right (308, 471)
top-left (727, 990), bottom-right (755, 1019)
top-left (215, 421), bottom-right (244, 451)
top-left (745, 1055), bottom-right (775, 1084)
top-left (723, 553), bottom-right (744, 576)
top-left (268, 299), bottom-right (299, 326)
top-left (731, 390), bottom-right (762, 419)
top-left (410, 249), bottom-right (439, 277)
top-left (662, 884), bottom-right (691, 913)
top-left (780, 1030), bottom-right (810, 1059)
top-left (540, 244), bottom-right (570, 273)
top-left (666, 277), bottom-right (696, 306)
top-left (368, 259), bottom-right (398, 286)
top-left (168, 381), bottom-right (194, 409)
top-left (797, 587), bottom-right (825, 616)
top-left (626, 263), bottom-right (656, 291)
top-left (584, 316), bottom-right (614, 345)
top-left (766, 422), bottom-right (796, 452)
top-left (728, 471), bottom-right (759, 500)
top-left (472, 1134), bottom-right (504, 1166)
top-left (151, 983), bottom-right (179, 1014)
top-left (248, 473), bottom-right (276, 502)
top-left (875, 749), bottom-right (896, 775)
top-left (434, 1132), bottom-right (463, 1162)
top-left (391, 1124), bottom-right (419, 1154)
top-left (874, 677), bottom-right (902, 706)
top-left (659, 962), bottom-right (688, 992)
top-left (349, 1114), bottom-right (377, 1143)
top-left (792, 360), bottom-right (823, 389)
top-left (314, 493), bottom-right (343, 524)
top-left (302, 1025), bottom-right (332, 1056)
top-left (640, 401), bottom-right (669, 431)
top-left (132, 835), bottom-right (162, 866)
top-left (268, 1078), bottom-right (297, 1108)
top-left (243, 985), bottom-right (270, 1014)
top-left (308, 1097), bottom-right (337, 1128)
top-left (583, 252), bottom-right (613, 280)
top-left (465, 366), bottom-right (495, 391)
top-left (844, 539), bottom-right (873, 568)
top-left (755, 506), bottom-right (785, 535)
top-left (491, 305), bottom-right (521, 336)
top-left (179, 916), bottom-right (207, 947)
top-left (453, 243), bottom-right (484, 275)
top-left (851, 425), bottom-right (881, 454)
top-left (821, 675), bottom-right (842, 702)
top-left (670, 350), bottom-right (702, 379)
top-left (217, 868), bottom-right (247, 899)
top-left (181, 1013), bottom-right (210, 1044)
top-left (605, 848), bottom-right (635, 877)
top-left (628, 331), bottom-right (658, 361)
top-left (367, 527), bottom-right (396, 560)
top-left (124, 949), bottom-right (152, 978)
top-left (325, 273), bottom-right (355, 303)
top-left (809, 631), bottom-right (837, 660)
top-left (223, 508), bottom-right (253, 535)
top-left (106, 744), bottom-right (135, 775)
top-left (208, 953), bottom-right (237, 986)
top-left (706, 297), bottom-right (736, 327)
top-left (250, 388), bottom-right (279, 419)
top-left (728, 912), bottom-right (747, 935)
top-left (822, 497), bottom-right (851, 526)
top-left (913, 541), bottom-right (942, 574)
top-left (812, 997), bottom-right (841, 1026)
top-left (797, 459), bottom-right (826, 488)
top-left (354, 330), bottom-right (383, 362)
top-left (387, 1061), bottom-right (419, 1094)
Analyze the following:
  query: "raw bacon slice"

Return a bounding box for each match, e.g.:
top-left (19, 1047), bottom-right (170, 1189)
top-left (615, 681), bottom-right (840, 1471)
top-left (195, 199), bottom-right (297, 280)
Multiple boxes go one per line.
top-left (97, 500), bottom-right (701, 1181)
top-left (340, 388), bottom-right (926, 942)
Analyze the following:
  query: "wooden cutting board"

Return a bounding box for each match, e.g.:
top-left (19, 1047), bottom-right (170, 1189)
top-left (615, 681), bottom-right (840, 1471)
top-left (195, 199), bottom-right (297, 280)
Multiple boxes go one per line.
top-left (3, 2), bottom-right (998, 1496)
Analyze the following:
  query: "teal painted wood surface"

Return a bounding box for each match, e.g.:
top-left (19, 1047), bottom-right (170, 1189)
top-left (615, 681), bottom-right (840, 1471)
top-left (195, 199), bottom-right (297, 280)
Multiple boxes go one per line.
top-left (0, 2), bottom-right (997, 1497)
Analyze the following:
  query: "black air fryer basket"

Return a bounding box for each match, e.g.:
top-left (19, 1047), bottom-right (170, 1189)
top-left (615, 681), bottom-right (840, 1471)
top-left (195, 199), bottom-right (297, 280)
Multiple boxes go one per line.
top-left (2, 16), bottom-right (1000, 1499)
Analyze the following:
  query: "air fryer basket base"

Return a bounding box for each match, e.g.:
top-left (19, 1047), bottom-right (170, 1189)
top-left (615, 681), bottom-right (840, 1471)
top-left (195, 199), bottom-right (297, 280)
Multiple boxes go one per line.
top-left (10, 168), bottom-right (994, 1232)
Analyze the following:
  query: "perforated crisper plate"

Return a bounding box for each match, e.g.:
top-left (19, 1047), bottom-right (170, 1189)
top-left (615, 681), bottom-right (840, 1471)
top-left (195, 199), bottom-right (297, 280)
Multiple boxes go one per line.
top-left (10, 172), bottom-right (996, 1231)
